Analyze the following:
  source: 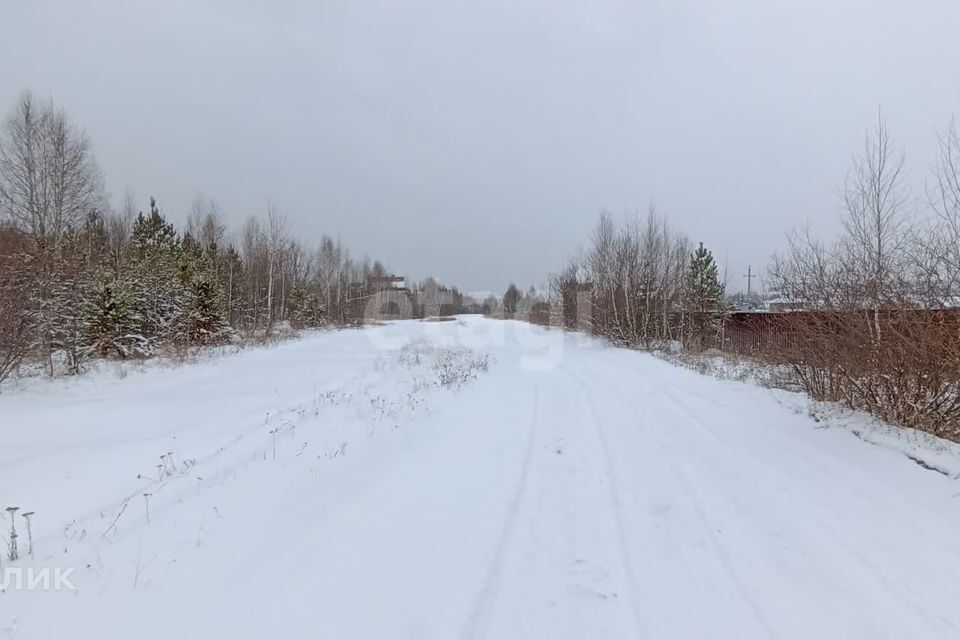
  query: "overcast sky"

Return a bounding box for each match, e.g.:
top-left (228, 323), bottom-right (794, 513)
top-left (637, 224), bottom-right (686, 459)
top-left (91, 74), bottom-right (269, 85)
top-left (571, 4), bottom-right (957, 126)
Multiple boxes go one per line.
top-left (2, 0), bottom-right (959, 295)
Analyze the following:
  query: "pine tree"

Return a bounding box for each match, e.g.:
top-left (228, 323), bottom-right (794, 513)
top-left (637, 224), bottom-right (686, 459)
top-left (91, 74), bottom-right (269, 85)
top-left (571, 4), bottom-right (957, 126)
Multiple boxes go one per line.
top-left (179, 273), bottom-right (231, 346)
top-left (290, 283), bottom-right (325, 329)
top-left (83, 275), bottom-right (145, 358)
top-left (175, 230), bottom-right (231, 346)
top-left (684, 242), bottom-right (725, 351)
top-left (290, 283), bottom-right (309, 329)
top-left (305, 291), bottom-right (325, 327)
top-left (129, 199), bottom-right (185, 342)
top-left (130, 198), bottom-right (177, 259)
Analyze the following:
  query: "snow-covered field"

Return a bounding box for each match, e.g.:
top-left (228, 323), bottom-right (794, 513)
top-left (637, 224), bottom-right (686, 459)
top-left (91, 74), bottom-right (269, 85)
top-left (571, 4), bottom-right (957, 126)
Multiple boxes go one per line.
top-left (1, 316), bottom-right (959, 639)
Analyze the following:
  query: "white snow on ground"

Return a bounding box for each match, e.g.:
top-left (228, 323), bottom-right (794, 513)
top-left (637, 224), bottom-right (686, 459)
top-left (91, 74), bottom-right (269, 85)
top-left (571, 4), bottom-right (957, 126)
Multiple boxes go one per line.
top-left (1, 316), bottom-right (959, 639)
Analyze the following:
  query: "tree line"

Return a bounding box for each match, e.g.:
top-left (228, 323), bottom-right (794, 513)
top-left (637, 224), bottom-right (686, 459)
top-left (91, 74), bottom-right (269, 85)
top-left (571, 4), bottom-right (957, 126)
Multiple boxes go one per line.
top-left (0, 92), bottom-right (414, 381)
top-left (525, 207), bottom-right (725, 351)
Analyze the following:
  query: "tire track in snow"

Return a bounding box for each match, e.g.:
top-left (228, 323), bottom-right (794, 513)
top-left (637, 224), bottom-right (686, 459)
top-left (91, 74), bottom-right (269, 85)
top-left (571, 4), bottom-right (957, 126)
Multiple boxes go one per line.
top-left (461, 383), bottom-right (540, 640)
top-left (656, 387), bottom-right (955, 636)
top-left (570, 366), bottom-right (780, 640)
top-left (639, 410), bottom-right (780, 640)
top-left (571, 369), bottom-right (650, 640)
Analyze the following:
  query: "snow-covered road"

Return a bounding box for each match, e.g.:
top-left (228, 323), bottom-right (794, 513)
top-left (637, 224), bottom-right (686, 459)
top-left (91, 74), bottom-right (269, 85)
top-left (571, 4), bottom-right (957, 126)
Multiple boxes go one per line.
top-left (2, 317), bottom-right (959, 639)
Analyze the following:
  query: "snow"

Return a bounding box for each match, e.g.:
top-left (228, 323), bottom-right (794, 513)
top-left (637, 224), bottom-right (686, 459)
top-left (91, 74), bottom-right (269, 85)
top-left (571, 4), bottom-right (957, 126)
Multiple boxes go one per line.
top-left (1, 316), bottom-right (959, 639)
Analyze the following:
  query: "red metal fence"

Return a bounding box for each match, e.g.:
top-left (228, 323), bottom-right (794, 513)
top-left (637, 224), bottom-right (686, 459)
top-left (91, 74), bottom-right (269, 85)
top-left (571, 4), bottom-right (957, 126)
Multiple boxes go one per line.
top-left (722, 309), bottom-right (960, 357)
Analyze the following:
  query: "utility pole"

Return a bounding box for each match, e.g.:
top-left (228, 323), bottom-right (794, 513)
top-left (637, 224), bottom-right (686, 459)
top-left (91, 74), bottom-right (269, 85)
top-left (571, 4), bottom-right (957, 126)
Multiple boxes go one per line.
top-left (743, 265), bottom-right (756, 297)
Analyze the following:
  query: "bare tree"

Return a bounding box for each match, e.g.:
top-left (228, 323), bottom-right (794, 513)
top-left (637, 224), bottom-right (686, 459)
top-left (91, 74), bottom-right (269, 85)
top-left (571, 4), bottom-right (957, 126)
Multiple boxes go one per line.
top-left (577, 208), bottom-right (689, 346)
top-left (187, 193), bottom-right (227, 250)
top-left (103, 192), bottom-right (136, 275)
top-left (0, 92), bottom-right (104, 253)
top-left (840, 111), bottom-right (911, 310)
top-left (924, 118), bottom-right (960, 304)
top-left (0, 92), bottom-right (105, 373)
top-left (266, 205), bottom-right (288, 330)
top-left (240, 215), bottom-right (267, 330)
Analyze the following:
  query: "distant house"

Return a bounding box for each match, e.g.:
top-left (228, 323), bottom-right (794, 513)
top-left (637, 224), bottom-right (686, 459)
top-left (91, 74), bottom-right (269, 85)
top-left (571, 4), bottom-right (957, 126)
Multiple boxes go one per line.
top-left (350, 274), bottom-right (413, 321)
top-left (368, 275), bottom-right (409, 293)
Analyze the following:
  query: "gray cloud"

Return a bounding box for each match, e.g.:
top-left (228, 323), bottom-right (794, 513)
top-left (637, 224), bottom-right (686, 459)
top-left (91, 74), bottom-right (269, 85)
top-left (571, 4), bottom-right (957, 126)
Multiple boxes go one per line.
top-left (2, 0), bottom-right (959, 293)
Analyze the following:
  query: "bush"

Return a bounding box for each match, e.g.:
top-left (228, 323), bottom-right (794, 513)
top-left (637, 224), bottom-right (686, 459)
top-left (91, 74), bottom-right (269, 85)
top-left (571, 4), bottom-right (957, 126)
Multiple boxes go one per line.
top-left (0, 268), bottom-right (32, 384)
top-left (772, 311), bottom-right (960, 442)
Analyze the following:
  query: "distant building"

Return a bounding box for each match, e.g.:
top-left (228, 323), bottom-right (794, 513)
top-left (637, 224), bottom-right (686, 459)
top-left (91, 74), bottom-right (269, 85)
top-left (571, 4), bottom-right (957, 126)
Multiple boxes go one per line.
top-left (349, 274), bottom-right (413, 321)
top-left (368, 275), bottom-right (409, 293)
top-left (766, 298), bottom-right (805, 313)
